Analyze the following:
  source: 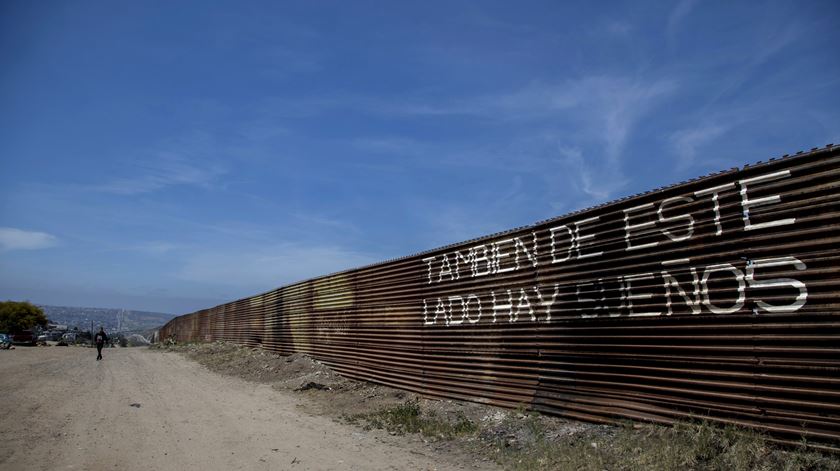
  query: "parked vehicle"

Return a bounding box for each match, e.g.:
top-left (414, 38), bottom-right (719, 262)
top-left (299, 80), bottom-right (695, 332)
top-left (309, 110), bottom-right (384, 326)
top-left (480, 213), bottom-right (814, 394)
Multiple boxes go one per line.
top-left (0, 333), bottom-right (11, 349)
top-left (11, 330), bottom-right (36, 346)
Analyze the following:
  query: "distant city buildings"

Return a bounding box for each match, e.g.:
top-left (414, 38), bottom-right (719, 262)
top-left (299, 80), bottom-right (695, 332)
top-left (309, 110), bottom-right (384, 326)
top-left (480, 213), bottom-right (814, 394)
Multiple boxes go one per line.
top-left (37, 305), bottom-right (174, 333)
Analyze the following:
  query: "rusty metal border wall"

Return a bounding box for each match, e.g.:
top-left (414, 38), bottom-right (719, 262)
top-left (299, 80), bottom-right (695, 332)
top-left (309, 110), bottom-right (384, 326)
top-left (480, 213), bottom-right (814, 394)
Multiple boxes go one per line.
top-left (160, 145), bottom-right (840, 448)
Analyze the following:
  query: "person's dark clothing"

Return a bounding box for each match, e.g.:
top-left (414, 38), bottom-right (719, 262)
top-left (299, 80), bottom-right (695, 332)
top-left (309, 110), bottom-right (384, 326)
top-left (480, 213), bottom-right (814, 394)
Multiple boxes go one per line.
top-left (95, 331), bottom-right (108, 360)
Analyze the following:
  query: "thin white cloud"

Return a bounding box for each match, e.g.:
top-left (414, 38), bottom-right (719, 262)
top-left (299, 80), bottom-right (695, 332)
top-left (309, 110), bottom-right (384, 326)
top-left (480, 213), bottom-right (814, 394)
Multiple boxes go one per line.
top-left (419, 205), bottom-right (509, 247)
top-left (91, 131), bottom-right (229, 195)
top-left (352, 137), bottom-right (428, 156)
top-left (258, 47), bottom-right (323, 79)
top-left (259, 76), bottom-right (675, 213)
top-left (100, 241), bottom-right (180, 255)
top-left (462, 9), bottom-right (536, 34)
top-left (348, 76), bottom-right (675, 209)
top-left (130, 242), bottom-right (180, 255)
top-left (0, 227), bottom-right (58, 251)
top-left (517, 78), bottom-right (674, 202)
top-left (667, 0), bottom-right (698, 48)
top-left (176, 243), bottom-right (378, 290)
top-left (363, 78), bottom-right (677, 167)
top-left (237, 122), bottom-right (290, 142)
top-left (670, 124), bottom-right (729, 170)
top-left (262, 75), bottom-right (676, 127)
top-left (585, 77), bottom-right (677, 163)
top-left (556, 146), bottom-right (623, 203)
top-left (95, 153), bottom-right (227, 195)
top-left (417, 79), bottom-right (673, 148)
top-left (703, 24), bottom-right (802, 110)
top-left (290, 213), bottom-right (361, 234)
top-left (604, 19), bottom-right (633, 36)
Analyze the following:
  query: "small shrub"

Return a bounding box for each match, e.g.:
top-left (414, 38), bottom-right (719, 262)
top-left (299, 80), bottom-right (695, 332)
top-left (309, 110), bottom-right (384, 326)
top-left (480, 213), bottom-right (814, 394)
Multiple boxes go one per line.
top-left (491, 419), bottom-right (840, 471)
top-left (347, 400), bottom-right (477, 440)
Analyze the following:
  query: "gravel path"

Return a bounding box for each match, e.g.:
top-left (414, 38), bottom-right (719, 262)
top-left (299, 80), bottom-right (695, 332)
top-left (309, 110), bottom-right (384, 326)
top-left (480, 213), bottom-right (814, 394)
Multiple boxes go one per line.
top-left (0, 347), bottom-right (466, 471)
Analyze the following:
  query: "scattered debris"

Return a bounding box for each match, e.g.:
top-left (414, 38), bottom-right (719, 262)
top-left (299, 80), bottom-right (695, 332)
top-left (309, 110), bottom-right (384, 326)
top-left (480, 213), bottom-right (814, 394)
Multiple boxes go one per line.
top-left (296, 382), bottom-right (331, 392)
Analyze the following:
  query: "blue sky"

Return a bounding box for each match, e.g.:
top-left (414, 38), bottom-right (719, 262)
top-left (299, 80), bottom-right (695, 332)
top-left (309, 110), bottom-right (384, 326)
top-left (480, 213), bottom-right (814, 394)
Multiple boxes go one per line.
top-left (1, 0), bottom-right (838, 314)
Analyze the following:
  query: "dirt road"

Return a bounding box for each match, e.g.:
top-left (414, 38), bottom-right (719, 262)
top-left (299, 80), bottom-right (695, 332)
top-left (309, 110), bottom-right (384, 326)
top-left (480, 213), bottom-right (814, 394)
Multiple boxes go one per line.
top-left (0, 347), bottom-right (465, 471)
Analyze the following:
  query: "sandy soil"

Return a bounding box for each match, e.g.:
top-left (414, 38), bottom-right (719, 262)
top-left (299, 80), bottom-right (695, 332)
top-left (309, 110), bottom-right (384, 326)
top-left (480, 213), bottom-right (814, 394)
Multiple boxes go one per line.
top-left (0, 347), bottom-right (483, 471)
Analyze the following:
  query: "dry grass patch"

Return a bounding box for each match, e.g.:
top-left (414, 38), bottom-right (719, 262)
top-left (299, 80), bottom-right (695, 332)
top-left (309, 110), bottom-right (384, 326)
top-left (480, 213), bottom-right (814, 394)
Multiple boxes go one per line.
top-left (487, 418), bottom-right (839, 471)
top-left (345, 399), bottom-right (477, 440)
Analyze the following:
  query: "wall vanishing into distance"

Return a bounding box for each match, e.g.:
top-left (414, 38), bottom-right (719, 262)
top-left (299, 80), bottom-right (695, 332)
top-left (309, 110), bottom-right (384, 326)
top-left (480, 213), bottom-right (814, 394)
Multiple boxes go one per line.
top-left (161, 145), bottom-right (840, 447)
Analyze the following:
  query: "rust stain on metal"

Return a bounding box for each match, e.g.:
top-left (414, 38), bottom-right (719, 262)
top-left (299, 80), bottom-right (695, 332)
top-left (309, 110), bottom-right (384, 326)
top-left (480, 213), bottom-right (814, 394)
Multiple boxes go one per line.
top-left (160, 145), bottom-right (840, 448)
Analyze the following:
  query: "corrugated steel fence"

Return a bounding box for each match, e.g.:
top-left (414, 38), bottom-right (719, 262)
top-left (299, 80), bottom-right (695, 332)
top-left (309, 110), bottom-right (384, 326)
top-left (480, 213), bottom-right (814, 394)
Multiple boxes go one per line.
top-left (160, 145), bottom-right (840, 448)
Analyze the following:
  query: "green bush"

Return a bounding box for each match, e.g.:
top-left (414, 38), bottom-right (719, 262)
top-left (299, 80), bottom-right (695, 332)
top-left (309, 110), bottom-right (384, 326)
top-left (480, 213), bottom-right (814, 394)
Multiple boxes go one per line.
top-left (0, 300), bottom-right (47, 332)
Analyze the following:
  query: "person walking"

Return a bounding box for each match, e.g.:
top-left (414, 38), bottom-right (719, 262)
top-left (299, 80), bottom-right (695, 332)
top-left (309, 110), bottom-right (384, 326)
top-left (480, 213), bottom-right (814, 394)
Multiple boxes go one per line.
top-left (94, 327), bottom-right (109, 361)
